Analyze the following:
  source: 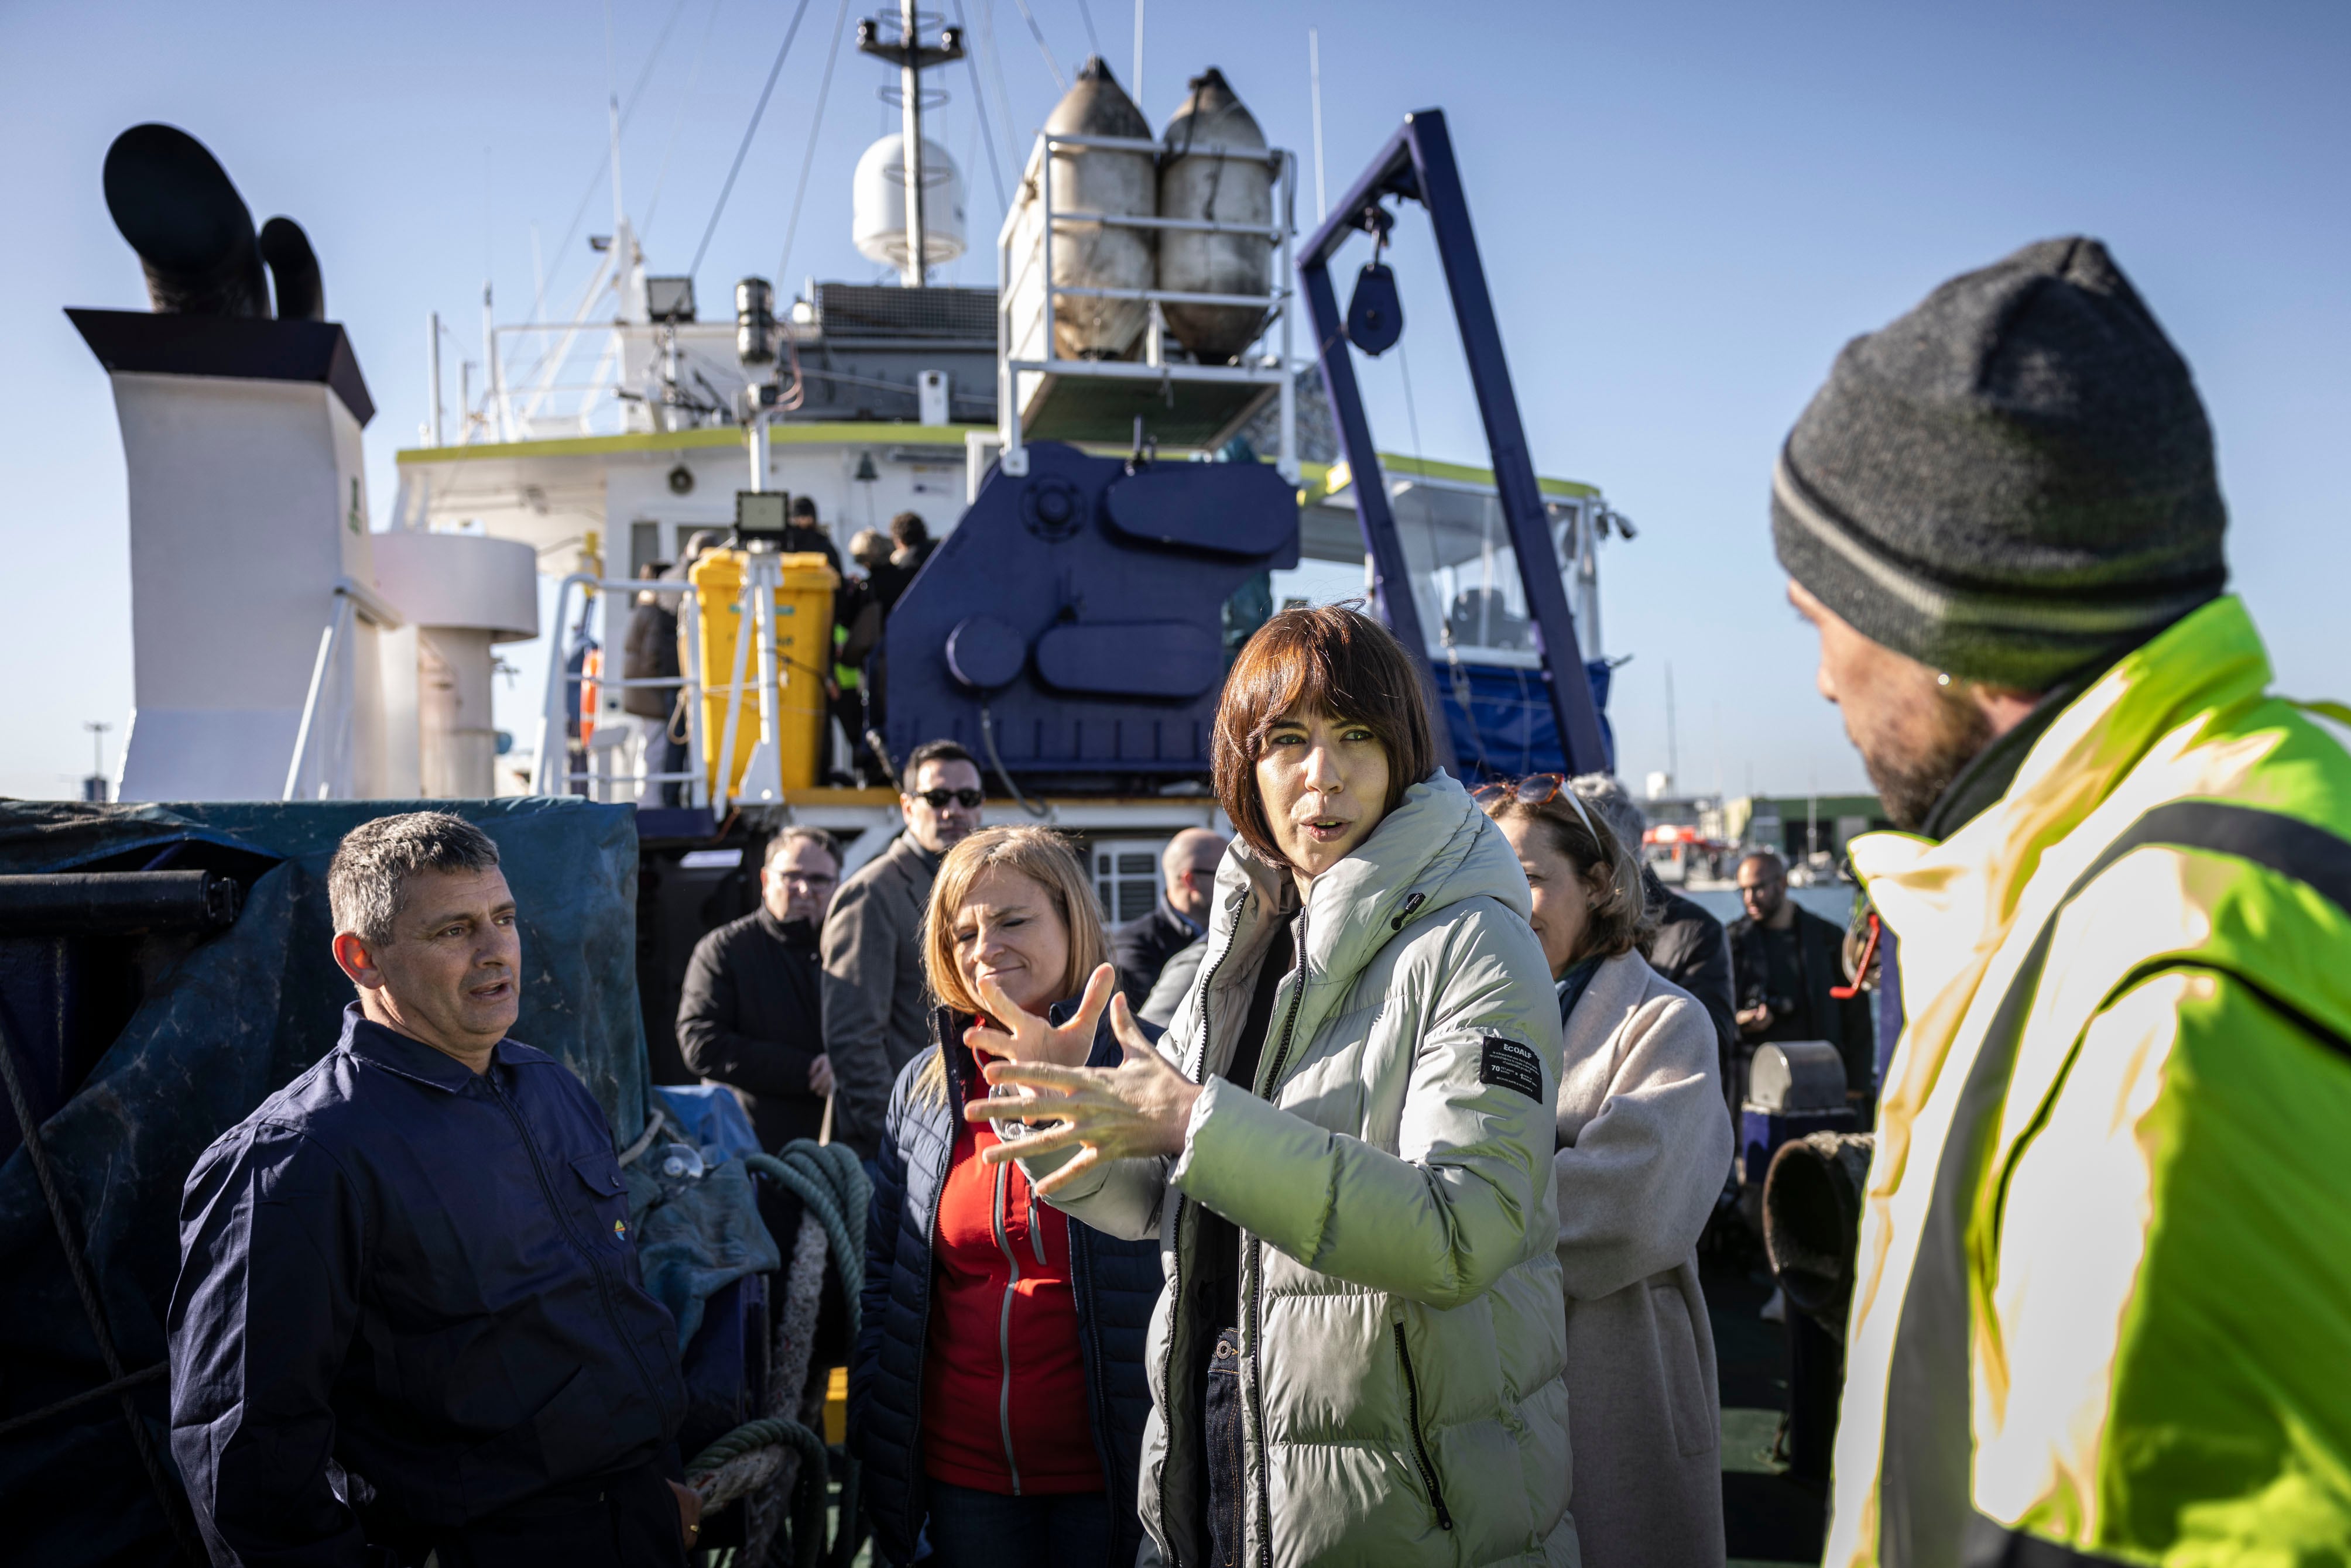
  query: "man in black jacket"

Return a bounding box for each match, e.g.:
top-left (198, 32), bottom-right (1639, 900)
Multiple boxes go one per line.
top-left (888, 510), bottom-right (934, 582)
top-left (781, 495), bottom-right (842, 572)
top-left (677, 827), bottom-right (842, 1150)
top-left (1728, 849), bottom-right (1875, 1108)
top-left (860, 512), bottom-right (928, 614)
top-left (1109, 826), bottom-right (1226, 1009)
top-left (623, 562), bottom-right (683, 806)
top-left (168, 812), bottom-right (695, 1566)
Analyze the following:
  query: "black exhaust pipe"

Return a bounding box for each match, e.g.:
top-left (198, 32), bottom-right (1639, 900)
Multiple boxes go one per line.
top-left (258, 216), bottom-right (325, 320)
top-left (0, 870), bottom-right (244, 936)
top-left (102, 123), bottom-right (269, 317)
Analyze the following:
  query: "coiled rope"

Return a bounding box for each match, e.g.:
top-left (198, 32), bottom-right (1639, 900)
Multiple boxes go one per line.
top-left (694, 1416), bottom-right (830, 1567)
top-left (687, 1138), bottom-right (870, 1568)
top-left (741, 1144), bottom-right (867, 1350)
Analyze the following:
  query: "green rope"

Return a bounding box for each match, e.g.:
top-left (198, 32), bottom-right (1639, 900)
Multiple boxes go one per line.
top-left (741, 1141), bottom-right (869, 1346)
top-left (687, 1414), bottom-right (828, 1568)
top-left (718, 1138), bottom-right (872, 1566)
top-left (687, 1414), bottom-right (817, 1473)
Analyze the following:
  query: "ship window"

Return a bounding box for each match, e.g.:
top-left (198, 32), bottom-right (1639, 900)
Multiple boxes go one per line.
top-left (1385, 484), bottom-right (1594, 670)
top-left (630, 521), bottom-right (663, 580)
top-left (1092, 839), bottom-right (1167, 926)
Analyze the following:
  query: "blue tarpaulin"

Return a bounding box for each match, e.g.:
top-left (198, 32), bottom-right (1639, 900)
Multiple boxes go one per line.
top-left (0, 798), bottom-right (649, 1566)
top-left (636, 1085), bottom-right (780, 1353)
top-left (1437, 657), bottom-right (1617, 784)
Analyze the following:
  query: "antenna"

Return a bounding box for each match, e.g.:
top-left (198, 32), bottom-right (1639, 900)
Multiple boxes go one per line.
top-left (481, 280), bottom-right (499, 441)
top-left (1665, 661), bottom-right (1678, 793)
top-left (859, 0), bottom-right (967, 286)
top-left (1308, 28), bottom-right (1327, 222)
top-left (607, 94), bottom-right (626, 235)
top-left (426, 311), bottom-right (444, 446)
top-left (1712, 700), bottom-right (1724, 804)
top-left (1133, 0), bottom-right (1145, 112)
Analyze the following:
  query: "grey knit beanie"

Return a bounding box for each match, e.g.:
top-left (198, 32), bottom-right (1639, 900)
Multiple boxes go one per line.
top-left (1771, 236), bottom-right (2228, 691)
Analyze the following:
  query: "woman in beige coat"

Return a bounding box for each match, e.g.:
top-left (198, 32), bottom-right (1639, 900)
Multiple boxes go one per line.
top-left (1479, 774), bottom-right (1731, 1568)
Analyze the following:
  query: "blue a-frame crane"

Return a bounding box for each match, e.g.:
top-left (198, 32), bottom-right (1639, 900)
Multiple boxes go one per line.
top-left (1300, 108), bottom-right (1614, 778)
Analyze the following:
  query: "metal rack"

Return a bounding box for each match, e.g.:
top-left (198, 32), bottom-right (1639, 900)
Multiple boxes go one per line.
top-left (996, 130), bottom-right (1299, 480)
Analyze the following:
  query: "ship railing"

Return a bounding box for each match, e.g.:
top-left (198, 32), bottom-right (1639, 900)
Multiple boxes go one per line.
top-left (534, 573), bottom-right (711, 809)
top-left (284, 577), bottom-right (406, 801)
top-left (532, 569), bottom-right (811, 814)
top-left (996, 129), bottom-right (1298, 484)
top-left (478, 319), bottom-right (752, 444)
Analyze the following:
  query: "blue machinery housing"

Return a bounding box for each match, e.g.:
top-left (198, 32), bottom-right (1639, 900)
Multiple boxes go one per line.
top-left (884, 107), bottom-right (1612, 788)
top-left (882, 442), bottom-right (1301, 788)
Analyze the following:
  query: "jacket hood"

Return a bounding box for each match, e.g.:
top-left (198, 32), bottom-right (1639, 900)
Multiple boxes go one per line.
top-left (1211, 770), bottom-right (1531, 987)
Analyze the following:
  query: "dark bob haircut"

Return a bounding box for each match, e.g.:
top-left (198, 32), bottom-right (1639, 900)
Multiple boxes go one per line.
top-left (1212, 605), bottom-right (1435, 866)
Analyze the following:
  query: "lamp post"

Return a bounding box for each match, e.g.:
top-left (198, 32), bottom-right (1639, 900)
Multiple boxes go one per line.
top-left (83, 720), bottom-right (112, 803)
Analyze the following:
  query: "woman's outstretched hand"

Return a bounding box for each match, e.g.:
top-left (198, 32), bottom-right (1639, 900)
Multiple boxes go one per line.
top-left (965, 962), bottom-right (1116, 1070)
top-left (964, 979), bottom-right (1203, 1198)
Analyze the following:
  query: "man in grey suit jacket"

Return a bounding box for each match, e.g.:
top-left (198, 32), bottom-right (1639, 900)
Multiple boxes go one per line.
top-left (819, 740), bottom-right (981, 1158)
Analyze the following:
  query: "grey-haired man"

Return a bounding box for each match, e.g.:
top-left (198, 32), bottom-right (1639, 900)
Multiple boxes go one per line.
top-left (167, 812), bottom-right (696, 1566)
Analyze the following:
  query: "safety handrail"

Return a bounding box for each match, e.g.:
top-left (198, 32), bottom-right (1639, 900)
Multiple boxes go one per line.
top-left (1050, 208), bottom-right (1286, 239)
top-left (283, 579), bottom-right (406, 801)
top-left (532, 572), bottom-right (748, 806)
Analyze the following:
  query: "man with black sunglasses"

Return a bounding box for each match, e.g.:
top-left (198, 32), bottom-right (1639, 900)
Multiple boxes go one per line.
top-left (821, 739), bottom-right (985, 1159)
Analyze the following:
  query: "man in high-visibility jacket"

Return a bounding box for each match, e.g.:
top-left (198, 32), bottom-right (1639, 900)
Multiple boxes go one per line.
top-left (1774, 236), bottom-right (2351, 1566)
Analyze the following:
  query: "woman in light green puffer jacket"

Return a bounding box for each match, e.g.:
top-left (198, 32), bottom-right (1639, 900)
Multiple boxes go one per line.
top-left (967, 608), bottom-right (1575, 1568)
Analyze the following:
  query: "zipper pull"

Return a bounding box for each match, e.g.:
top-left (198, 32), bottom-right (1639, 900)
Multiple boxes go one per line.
top-left (1390, 891), bottom-right (1427, 932)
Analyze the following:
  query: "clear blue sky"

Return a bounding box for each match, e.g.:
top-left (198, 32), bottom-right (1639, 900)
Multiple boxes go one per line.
top-left (5, 0), bottom-right (2345, 801)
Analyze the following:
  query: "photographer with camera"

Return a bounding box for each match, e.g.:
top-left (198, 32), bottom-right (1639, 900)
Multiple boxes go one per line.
top-left (1726, 850), bottom-right (1873, 1116)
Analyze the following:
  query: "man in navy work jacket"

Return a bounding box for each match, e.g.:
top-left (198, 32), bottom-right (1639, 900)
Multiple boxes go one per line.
top-left (167, 812), bottom-right (698, 1566)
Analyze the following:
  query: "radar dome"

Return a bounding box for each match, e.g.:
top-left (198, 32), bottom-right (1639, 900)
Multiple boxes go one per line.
top-left (852, 134), bottom-right (967, 270)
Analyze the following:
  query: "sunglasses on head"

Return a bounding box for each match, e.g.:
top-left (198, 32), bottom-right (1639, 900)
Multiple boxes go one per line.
top-left (913, 787), bottom-right (985, 809)
top-left (1471, 773), bottom-right (1601, 839)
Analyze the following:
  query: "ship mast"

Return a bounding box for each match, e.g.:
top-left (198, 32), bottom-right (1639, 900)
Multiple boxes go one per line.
top-left (858, 1), bottom-right (965, 286)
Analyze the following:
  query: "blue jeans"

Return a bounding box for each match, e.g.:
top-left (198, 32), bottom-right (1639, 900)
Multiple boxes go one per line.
top-left (925, 1481), bottom-right (1110, 1568)
top-left (1205, 1327), bottom-right (1246, 1568)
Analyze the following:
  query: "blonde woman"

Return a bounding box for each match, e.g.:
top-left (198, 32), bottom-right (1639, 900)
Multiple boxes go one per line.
top-left (1477, 775), bottom-right (1730, 1568)
top-left (847, 826), bottom-right (1159, 1568)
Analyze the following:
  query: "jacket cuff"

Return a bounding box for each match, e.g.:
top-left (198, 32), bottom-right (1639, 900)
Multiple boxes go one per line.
top-left (1168, 1078), bottom-right (1332, 1247)
top-left (1167, 1074), bottom-right (1224, 1186)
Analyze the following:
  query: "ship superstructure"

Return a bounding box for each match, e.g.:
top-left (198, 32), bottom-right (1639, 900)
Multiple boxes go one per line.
top-left (73, 43), bottom-right (1635, 918)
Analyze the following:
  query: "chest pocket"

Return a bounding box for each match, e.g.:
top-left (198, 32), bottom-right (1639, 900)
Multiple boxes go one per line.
top-left (570, 1152), bottom-right (634, 1250)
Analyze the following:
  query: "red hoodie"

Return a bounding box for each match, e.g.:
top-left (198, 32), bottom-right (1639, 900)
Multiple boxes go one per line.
top-left (921, 1048), bottom-right (1102, 1495)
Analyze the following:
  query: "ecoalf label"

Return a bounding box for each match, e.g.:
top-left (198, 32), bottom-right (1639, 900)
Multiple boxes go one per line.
top-left (1478, 1037), bottom-right (1544, 1101)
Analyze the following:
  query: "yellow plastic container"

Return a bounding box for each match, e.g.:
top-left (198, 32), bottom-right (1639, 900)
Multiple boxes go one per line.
top-left (690, 548), bottom-right (838, 795)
